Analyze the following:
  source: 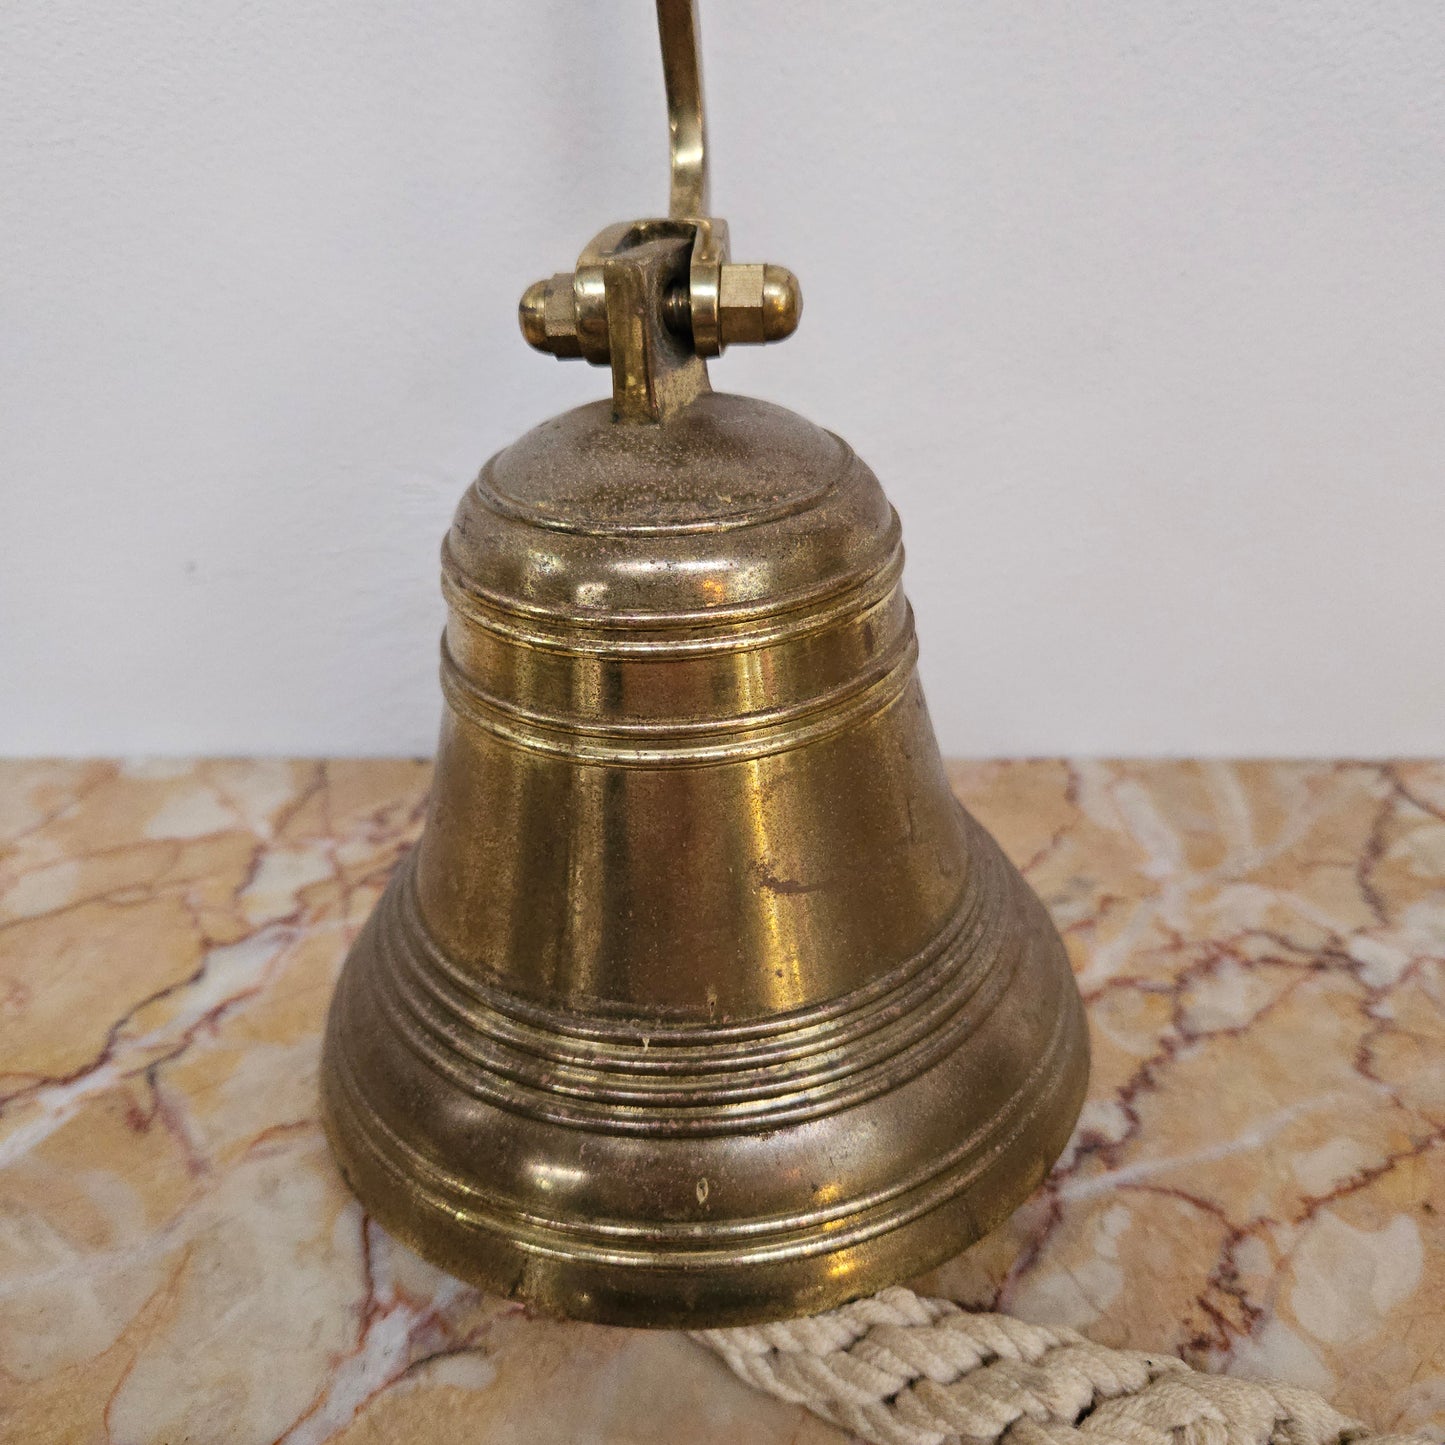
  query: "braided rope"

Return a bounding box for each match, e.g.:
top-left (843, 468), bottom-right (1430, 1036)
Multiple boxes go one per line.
top-left (692, 1286), bottom-right (1435, 1445)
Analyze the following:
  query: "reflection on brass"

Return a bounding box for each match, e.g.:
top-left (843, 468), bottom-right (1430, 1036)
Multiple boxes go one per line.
top-left (321, 0), bottom-right (1088, 1328)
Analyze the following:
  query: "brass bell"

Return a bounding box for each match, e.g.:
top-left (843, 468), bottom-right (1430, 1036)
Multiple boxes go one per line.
top-left (321, 0), bottom-right (1088, 1328)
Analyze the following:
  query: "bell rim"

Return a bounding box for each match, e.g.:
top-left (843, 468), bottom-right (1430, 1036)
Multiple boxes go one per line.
top-left (319, 813), bottom-right (1090, 1328)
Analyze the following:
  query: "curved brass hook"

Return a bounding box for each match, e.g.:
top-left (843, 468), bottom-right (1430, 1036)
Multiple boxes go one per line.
top-left (657, 0), bottom-right (709, 218)
top-left (518, 0), bottom-right (800, 388)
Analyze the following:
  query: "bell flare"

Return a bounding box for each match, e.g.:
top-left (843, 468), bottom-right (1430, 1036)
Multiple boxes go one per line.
top-left (321, 390), bottom-right (1089, 1328)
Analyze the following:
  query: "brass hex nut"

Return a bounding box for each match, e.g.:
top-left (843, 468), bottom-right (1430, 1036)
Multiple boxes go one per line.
top-left (717, 263), bottom-right (801, 347)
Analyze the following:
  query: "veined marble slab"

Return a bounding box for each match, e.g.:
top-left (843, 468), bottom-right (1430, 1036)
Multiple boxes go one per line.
top-left (0, 759), bottom-right (1441, 1442)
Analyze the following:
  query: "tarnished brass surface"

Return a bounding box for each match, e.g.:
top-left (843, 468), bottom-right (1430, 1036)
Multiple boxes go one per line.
top-left (320, 0), bottom-right (1088, 1327)
top-left (321, 392), bottom-right (1090, 1325)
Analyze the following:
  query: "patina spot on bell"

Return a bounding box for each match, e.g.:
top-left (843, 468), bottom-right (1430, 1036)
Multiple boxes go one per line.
top-left (321, 0), bottom-right (1088, 1328)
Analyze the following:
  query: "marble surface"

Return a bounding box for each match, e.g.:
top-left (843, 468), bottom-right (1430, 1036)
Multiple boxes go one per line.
top-left (1, 759), bottom-right (1442, 1443)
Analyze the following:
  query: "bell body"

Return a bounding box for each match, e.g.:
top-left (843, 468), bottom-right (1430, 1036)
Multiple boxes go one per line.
top-left (321, 391), bottom-right (1089, 1327)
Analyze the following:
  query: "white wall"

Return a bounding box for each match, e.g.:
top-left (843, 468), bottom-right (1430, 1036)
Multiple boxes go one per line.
top-left (4, 1), bottom-right (1445, 757)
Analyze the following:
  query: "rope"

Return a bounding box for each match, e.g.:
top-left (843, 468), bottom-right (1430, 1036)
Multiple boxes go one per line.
top-left (692, 1286), bottom-right (1435, 1445)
